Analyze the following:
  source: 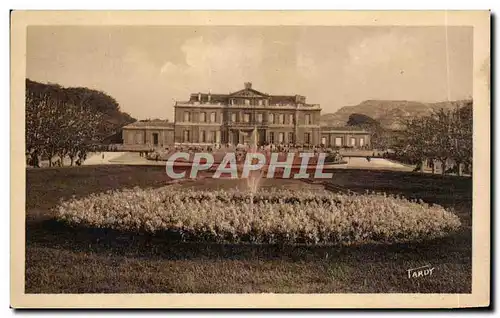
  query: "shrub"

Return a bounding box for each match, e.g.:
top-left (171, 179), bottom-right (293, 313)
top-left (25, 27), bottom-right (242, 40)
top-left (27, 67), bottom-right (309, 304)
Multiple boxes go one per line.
top-left (55, 188), bottom-right (461, 245)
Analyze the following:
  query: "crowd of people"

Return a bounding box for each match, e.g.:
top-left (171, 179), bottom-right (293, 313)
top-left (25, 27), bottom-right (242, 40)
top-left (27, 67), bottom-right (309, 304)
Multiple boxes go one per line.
top-left (138, 142), bottom-right (348, 164)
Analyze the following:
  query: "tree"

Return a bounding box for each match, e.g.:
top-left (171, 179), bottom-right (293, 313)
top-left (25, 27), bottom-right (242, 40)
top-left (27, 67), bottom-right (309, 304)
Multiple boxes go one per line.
top-left (400, 116), bottom-right (436, 171)
top-left (26, 79), bottom-right (135, 138)
top-left (449, 102), bottom-right (473, 176)
top-left (347, 113), bottom-right (380, 127)
top-left (397, 101), bottom-right (473, 176)
top-left (26, 82), bottom-right (107, 167)
top-left (346, 113), bottom-right (390, 150)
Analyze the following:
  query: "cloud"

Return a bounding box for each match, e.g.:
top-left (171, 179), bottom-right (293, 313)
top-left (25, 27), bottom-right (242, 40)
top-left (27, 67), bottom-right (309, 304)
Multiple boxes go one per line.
top-left (296, 52), bottom-right (319, 79)
top-left (342, 30), bottom-right (428, 83)
top-left (160, 35), bottom-right (264, 93)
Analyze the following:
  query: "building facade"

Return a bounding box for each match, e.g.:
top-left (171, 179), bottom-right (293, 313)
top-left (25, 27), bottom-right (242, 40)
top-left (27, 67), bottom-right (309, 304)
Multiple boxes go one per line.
top-left (122, 83), bottom-right (371, 149)
top-left (320, 127), bottom-right (371, 148)
top-left (122, 120), bottom-right (174, 150)
top-left (174, 82), bottom-right (322, 146)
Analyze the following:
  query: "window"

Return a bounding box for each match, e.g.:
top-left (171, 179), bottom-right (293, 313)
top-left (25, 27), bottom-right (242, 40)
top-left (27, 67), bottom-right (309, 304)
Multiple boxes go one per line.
top-left (304, 133), bottom-right (311, 144)
top-left (305, 114), bottom-right (311, 125)
top-left (289, 114), bottom-right (294, 124)
top-left (279, 114), bottom-right (285, 124)
top-left (231, 113), bottom-right (237, 123)
top-left (278, 132), bottom-right (284, 143)
top-left (258, 100), bottom-right (263, 106)
top-left (256, 113), bottom-right (263, 123)
top-left (359, 138), bottom-right (364, 147)
top-left (335, 137), bottom-right (342, 147)
top-left (210, 112), bottom-right (216, 123)
top-left (243, 113), bottom-right (250, 123)
top-left (184, 112), bottom-right (191, 122)
top-left (212, 131), bottom-right (217, 143)
top-left (200, 112), bottom-right (206, 122)
top-left (183, 130), bottom-right (190, 143)
top-left (269, 113), bottom-right (274, 124)
top-left (321, 137), bottom-right (327, 145)
top-left (245, 99), bottom-right (250, 105)
top-left (135, 132), bottom-right (142, 144)
top-left (200, 131), bottom-right (206, 143)
top-left (269, 132), bottom-right (275, 144)
top-left (351, 137), bottom-right (356, 147)
top-left (127, 132), bottom-right (134, 144)
top-left (288, 132), bottom-right (294, 144)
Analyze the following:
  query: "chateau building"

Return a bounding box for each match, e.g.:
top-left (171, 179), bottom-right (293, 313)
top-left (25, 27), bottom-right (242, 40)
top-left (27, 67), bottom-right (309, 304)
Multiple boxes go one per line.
top-left (122, 83), bottom-right (371, 149)
top-left (174, 82), bottom-right (321, 146)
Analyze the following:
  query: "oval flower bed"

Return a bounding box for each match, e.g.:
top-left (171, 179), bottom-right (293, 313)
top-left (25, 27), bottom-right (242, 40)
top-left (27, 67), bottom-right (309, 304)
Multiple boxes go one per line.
top-left (55, 187), bottom-right (461, 245)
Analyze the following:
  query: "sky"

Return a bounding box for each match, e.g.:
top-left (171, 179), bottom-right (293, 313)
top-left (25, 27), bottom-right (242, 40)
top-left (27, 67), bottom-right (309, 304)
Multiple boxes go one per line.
top-left (26, 26), bottom-right (473, 120)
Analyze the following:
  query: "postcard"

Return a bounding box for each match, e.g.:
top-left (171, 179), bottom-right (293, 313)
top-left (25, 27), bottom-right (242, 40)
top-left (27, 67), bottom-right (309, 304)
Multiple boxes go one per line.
top-left (10, 10), bottom-right (490, 308)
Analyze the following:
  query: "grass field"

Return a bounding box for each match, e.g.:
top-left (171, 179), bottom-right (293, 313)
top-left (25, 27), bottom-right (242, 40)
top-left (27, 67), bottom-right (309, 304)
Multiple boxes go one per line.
top-left (25, 165), bottom-right (472, 293)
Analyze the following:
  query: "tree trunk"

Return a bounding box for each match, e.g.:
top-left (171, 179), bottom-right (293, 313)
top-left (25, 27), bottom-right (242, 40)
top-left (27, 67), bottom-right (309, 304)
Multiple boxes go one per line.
top-left (457, 162), bottom-right (463, 176)
top-left (32, 149), bottom-right (40, 168)
top-left (70, 156), bottom-right (74, 166)
top-left (441, 159), bottom-right (447, 175)
top-left (59, 155), bottom-right (65, 167)
top-left (431, 159), bottom-right (435, 174)
top-left (48, 150), bottom-right (55, 167)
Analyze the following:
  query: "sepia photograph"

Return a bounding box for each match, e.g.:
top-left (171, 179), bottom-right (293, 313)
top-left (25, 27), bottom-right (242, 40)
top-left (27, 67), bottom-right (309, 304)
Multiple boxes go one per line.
top-left (10, 10), bottom-right (490, 308)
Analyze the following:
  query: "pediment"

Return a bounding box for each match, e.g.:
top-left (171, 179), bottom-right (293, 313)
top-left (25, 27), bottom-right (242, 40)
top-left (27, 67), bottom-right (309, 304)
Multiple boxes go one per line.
top-left (230, 88), bottom-right (268, 98)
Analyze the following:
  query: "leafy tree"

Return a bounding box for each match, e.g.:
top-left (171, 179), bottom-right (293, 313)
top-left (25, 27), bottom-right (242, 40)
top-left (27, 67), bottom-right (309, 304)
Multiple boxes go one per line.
top-left (398, 101), bottom-right (473, 176)
top-left (25, 79), bottom-right (130, 167)
top-left (347, 113), bottom-right (380, 127)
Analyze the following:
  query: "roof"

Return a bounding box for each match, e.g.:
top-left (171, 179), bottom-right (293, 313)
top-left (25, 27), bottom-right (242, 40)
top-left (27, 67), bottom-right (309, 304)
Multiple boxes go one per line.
top-left (186, 83), bottom-right (307, 105)
top-left (229, 88), bottom-right (269, 97)
top-left (270, 95), bottom-right (297, 104)
top-left (123, 120), bottom-right (174, 129)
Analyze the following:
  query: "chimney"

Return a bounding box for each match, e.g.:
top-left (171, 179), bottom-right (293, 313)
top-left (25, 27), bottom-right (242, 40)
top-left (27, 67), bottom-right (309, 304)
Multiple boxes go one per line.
top-left (244, 82), bottom-right (252, 89)
top-left (198, 92), bottom-right (202, 102)
top-left (208, 89), bottom-right (211, 102)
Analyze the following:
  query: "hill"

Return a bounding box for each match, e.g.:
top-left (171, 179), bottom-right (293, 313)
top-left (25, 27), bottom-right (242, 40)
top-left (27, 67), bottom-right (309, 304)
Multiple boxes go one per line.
top-left (321, 100), bottom-right (472, 130)
top-left (26, 79), bottom-right (136, 140)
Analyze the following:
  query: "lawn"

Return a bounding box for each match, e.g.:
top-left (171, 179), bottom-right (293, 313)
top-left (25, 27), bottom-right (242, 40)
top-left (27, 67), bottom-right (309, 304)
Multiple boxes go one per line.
top-left (25, 165), bottom-right (472, 293)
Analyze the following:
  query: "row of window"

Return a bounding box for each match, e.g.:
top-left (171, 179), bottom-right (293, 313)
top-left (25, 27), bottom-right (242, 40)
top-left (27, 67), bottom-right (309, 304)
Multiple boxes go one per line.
top-left (320, 136), bottom-right (365, 147)
top-left (229, 99), bottom-right (270, 106)
top-left (128, 132), bottom-right (163, 145)
top-left (267, 132), bottom-right (311, 144)
top-left (230, 113), bottom-right (312, 125)
top-left (181, 131), bottom-right (313, 144)
top-left (183, 112), bottom-right (218, 123)
top-left (182, 130), bottom-right (220, 143)
top-left (182, 111), bottom-right (313, 125)
top-left (192, 100), bottom-right (303, 107)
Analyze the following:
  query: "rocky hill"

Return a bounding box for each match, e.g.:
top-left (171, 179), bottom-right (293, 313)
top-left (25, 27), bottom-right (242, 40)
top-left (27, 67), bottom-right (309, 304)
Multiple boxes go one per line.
top-left (321, 100), bottom-right (472, 130)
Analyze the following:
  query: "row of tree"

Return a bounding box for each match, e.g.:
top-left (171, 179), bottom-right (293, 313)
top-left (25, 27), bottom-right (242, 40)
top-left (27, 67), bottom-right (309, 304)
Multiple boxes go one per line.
top-left (396, 101), bottom-right (473, 176)
top-left (26, 80), bottom-right (135, 167)
top-left (346, 101), bottom-right (473, 176)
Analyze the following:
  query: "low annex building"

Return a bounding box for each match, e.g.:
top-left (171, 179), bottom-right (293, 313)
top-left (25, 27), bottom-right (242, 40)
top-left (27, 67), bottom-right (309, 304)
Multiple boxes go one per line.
top-left (122, 83), bottom-right (371, 149)
top-left (122, 119), bottom-right (174, 150)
